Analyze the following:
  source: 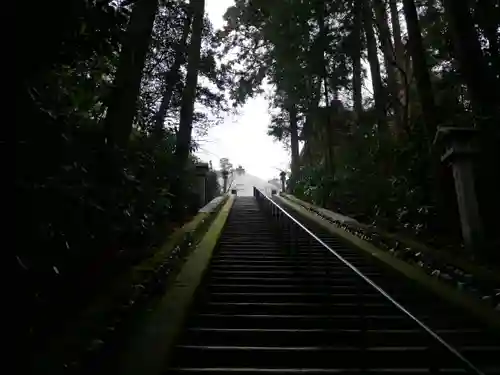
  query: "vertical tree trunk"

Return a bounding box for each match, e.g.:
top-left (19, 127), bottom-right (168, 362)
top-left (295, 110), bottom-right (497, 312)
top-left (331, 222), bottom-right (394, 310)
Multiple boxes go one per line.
top-left (104, 0), bottom-right (159, 149)
top-left (362, 0), bottom-right (387, 132)
top-left (171, 0), bottom-right (204, 216)
top-left (443, 0), bottom-right (500, 255)
top-left (174, 0), bottom-right (205, 165)
top-left (372, 0), bottom-right (404, 134)
top-left (402, 0), bottom-right (438, 139)
top-left (325, 111), bottom-right (336, 178)
top-left (352, 0), bottom-right (363, 119)
top-left (388, 0), bottom-right (409, 131)
top-left (153, 11), bottom-right (192, 136)
top-left (389, 0), bottom-right (405, 74)
top-left (289, 102), bottom-right (300, 190)
top-left (442, 0), bottom-right (499, 125)
top-left (316, 2), bottom-right (330, 106)
top-left (317, 1), bottom-right (335, 182)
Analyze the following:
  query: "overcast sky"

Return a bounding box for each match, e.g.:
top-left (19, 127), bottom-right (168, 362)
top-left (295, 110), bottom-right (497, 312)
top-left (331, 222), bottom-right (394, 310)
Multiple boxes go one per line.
top-left (195, 0), bottom-right (290, 181)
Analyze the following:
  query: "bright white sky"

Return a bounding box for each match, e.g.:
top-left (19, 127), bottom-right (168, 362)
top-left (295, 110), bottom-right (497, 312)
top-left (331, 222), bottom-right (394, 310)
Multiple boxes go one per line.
top-left (195, 0), bottom-right (290, 181)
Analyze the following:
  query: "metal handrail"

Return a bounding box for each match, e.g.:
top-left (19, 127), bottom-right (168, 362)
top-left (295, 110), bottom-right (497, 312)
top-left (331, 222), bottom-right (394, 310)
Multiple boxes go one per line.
top-left (253, 187), bottom-right (484, 375)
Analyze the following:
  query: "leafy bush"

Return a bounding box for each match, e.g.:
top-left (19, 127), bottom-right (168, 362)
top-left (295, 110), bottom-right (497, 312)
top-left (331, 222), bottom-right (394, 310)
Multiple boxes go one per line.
top-left (18, 116), bottom-right (207, 348)
top-left (293, 119), bottom-right (462, 249)
top-left (16, 0), bottom-right (210, 354)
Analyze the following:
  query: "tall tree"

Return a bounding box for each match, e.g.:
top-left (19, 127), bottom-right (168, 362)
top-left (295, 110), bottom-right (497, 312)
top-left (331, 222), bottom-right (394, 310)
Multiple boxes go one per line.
top-left (174, 0), bottom-right (205, 165)
top-left (389, 0), bottom-right (405, 76)
top-left (402, 0), bottom-right (438, 139)
top-left (288, 101), bottom-right (300, 189)
top-left (315, 0), bottom-right (330, 105)
top-left (104, 0), bottom-right (159, 149)
top-left (153, 8), bottom-right (192, 136)
top-left (442, 0), bottom-right (500, 126)
top-left (219, 0), bottom-right (500, 259)
top-left (362, 0), bottom-right (387, 132)
top-left (442, 0), bottom-right (500, 251)
top-left (352, 0), bottom-right (363, 119)
top-left (372, 0), bottom-right (404, 133)
top-left (388, 0), bottom-right (409, 130)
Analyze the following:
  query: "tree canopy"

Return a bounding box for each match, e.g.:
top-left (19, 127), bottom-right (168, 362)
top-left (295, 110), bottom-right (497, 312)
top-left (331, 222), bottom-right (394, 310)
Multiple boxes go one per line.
top-left (17, 0), bottom-right (228, 361)
top-left (219, 0), bottom-right (499, 253)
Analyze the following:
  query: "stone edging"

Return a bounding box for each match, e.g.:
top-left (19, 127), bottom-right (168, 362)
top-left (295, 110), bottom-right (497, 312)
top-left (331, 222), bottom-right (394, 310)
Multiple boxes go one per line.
top-left (117, 195), bottom-right (235, 375)
top-left (33, 194), bottom-right (232, 374)
top-left (275, 194), bottom-right (500, 331)
top-left (282, 193), bottom-right (500, 285)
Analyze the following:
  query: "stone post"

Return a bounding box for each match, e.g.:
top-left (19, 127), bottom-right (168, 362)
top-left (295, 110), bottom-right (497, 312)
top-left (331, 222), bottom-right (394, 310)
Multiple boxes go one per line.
top-left (434, 127), bottom-right (484, 255)
top-left (195, 163), bottom-right (209, 208)
top-left (222, 170), bottom-right (229, 193)
top-left (280, 171), bottom-right (287, 192)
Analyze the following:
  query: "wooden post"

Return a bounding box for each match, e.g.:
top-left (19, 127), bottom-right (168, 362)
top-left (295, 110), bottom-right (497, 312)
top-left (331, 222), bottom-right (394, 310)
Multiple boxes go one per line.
top-left (434, 127), bottom-right (484, 255)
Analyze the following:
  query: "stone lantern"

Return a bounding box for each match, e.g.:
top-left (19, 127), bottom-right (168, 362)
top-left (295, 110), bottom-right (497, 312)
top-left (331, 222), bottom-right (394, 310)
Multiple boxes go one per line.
top-left (279, 171), bottom-right (287, 192)
top-left (434, 127), bottom-right (484, 255)
top-left (195, 163), bottom-right (209, 207)
top-left (222, 170), bottom-right (229, 193)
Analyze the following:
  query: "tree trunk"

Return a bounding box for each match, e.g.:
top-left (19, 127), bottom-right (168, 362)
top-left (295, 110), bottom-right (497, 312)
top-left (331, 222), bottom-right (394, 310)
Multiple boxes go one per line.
top-left (316, 2), bottom-right (330, 106)
top-left (388, 0), bottom-right (409, 132)
top-left (372, 0), bottom-right (404, 135)
top-left (289, 103), bottom-right (300, 191)
top-left (171, 0), bottom-right (204, 217)
top-left (402, 0), bottom-right (438, 139)
top-left (352, 0), bottom-right (363, 119)
top-left (316, 1), bottom-right (336, 179)
top-left (104, 0), bottom-right (159, 149)
top-left (442, 0), bottom-right (499, 125)
top-left (174, 0), bottom-right (205, 165)
top-left (153, 11), bottom-right (192, 136)
top-left (443, 0), bottom-right (500, 255)
top-left (362, 0), bottom-right (387, 132)
top-left (325, 111), bottom-right (336, 179)
top-left (389, 0), bottom-right (405, 74)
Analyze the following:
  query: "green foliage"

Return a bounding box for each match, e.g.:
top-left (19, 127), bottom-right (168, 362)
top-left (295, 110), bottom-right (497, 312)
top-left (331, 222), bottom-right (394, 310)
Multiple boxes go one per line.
top-left (293, 114), bottom-right (461, 248)
top-left (34, 196), bottom-right (228, 373)
top-left (17, 0), bottom-right (229, 360)
top-left (219, 0), bottom-right (499, 252)
top-left (138, 4), bottom-right (230, 134)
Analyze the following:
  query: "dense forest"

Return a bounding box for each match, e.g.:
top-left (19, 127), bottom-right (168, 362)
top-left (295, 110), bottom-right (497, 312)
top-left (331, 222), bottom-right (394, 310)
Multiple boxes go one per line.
top-left (220, 0), bottom-right (499, 253)
top-left (17, 0), bottom-right (226, 360)
top-left (17, 0), bottom-right (498, 369)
